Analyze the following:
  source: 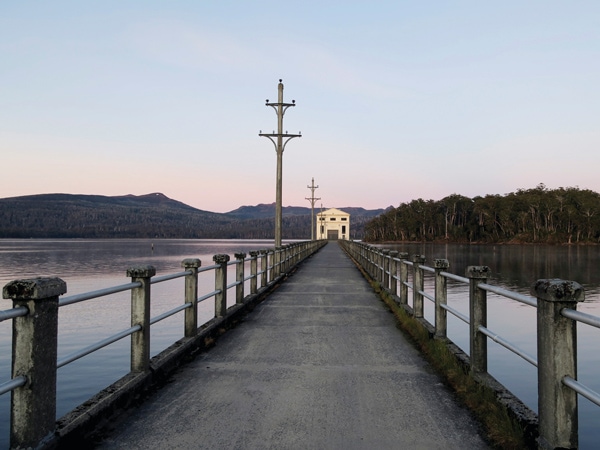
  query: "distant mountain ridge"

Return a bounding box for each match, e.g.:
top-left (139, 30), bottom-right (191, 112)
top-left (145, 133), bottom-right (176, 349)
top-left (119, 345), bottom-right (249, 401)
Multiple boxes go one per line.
top-left (226, 203), bottom-right (382, 220)
top-left (0, 193), bottom-right (385, 239)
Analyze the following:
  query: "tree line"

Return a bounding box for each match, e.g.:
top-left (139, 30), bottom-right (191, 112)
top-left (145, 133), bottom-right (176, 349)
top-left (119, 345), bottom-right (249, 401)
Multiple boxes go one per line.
top-left (364, 184), bottom-right (600, 244)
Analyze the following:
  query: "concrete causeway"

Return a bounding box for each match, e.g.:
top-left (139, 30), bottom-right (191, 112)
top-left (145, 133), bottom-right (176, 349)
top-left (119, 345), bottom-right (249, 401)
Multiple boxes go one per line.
top-left (95, 242), bottom-right (490, 449)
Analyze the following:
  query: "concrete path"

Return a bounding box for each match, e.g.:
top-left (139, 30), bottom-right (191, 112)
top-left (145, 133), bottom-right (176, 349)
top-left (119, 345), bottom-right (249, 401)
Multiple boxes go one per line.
top-left (96, 242), bottom-right (489, 449)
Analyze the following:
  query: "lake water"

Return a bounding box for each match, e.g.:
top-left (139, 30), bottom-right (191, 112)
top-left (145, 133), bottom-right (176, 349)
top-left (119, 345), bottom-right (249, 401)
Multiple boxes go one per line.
top-left (372, 242), bottom-right (600, 449)
top-left (1, 239), bottom-right (599, 448)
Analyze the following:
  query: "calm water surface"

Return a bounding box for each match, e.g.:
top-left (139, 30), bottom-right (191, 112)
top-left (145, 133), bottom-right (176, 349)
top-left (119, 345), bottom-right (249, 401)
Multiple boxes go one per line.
top-left (1, 240), bottom-right (599, 448)
top-left (374, 242), bottom-right (600, 449)
top-left (0, 239), bottom-right (279, 449)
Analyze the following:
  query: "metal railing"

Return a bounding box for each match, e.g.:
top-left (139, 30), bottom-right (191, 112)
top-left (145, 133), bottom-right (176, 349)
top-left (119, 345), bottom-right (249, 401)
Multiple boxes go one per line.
top-left (0, 240), bottom-right (326, 448)
top-left (339, 240), bottom-right (597, 449)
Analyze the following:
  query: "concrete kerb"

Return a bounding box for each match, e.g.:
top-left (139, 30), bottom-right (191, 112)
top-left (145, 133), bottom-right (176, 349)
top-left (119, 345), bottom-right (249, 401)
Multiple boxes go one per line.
top-left (48, 248), bottom-right (322, 448)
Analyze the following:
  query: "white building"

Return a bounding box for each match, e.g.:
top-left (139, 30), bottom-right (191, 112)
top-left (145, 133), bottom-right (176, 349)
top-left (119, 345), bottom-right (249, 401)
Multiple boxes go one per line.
top-left (316, 208), bottom-right (350, 240)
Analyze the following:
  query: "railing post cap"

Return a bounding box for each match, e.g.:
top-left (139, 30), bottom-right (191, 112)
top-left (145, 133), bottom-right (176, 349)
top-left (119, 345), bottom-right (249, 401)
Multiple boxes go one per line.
top-left (398, 252), bottom-right (409, 259)
top-left (466, 266), bottom-right (490, 278)
top-left (389, 250), bottom-right (399, 257)
top-left (259, 249), bottom-right (268, 255)
top-left (412, 254), bottom-right (426, 264)
top-left (127, 265), bottom-right (156, 278)
top-left (249, 250), bottom-right (260, 257)
top-left (3, 277), bottom-right (67, 300)
top-left (181, 258), bottom-right (201, 269)
top-left (531, 279), bottom-right (585, 303)
top-left (434, 259), bottom-right (450, 269)
top-left (234, 252), bottom-right (247, 260)
top-left (213, 254), bottom-right (231, 264)
top-left (382, 249), bottom-right (390, 255)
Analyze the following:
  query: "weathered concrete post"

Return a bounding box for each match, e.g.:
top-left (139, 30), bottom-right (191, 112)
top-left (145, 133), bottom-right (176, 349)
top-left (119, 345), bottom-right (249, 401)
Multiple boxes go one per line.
top-left (532, 279), bottom-right (584, 450)
top-left (249, 251), bottom-right (259, 294)
top-left (363, 245), bottom-right (370, 277)
top-left (234, 253), bottom-right (246, 304)
top-left (389, 251), bottom-right (399, 296)
top-left (260, 250), bottom-right (268, 287)
top-left (268, 249), bottom-right (275, 282)
top-left (370, 246), bottom-right (377, 280)
top-left (128, 265), bottom-right (155, 372)
top-left (434, 259), bottom-right (450, 339)
top-left (292, 243), bottom-right (300, 266)
top-left (213, 254), bottom-right (230, 317)
top-left (412, 255), bottom-right (426, 318)
top-left (467, 266), bottom-right (489, 374)
top-left (398, 252), bottom-right (409, 306)
top-left (274, 247), bottom-right (282, 278)
top-left (182, 259), bottom-right (201, 337)
top-left (382, 249), bottom-right (390, 290)
top-left (357, 243), bottom-right (364, 268)
top-left (281, 245), bottom-right (288, 274)
top-left (378, 249), bottom-right (385, 284)
top-left (3, 277), bottom-right (66, 449)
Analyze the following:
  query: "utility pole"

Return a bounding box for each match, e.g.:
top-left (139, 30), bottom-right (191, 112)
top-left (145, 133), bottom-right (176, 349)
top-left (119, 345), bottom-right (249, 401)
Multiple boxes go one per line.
top-left (305, 177), bottom-right (321, 241)
top-left (259, 79), bottom-right (301, 247)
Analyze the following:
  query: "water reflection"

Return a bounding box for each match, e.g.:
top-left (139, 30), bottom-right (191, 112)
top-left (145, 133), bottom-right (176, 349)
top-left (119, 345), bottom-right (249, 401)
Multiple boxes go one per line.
top-left (373, 242), bottom-right (600, 448)
top-left (1, 240), bottom-right (599, 448)
top-left (0, 238), bottom-right (283, 449)
top-left (375, 243), bottom-right (600, 299)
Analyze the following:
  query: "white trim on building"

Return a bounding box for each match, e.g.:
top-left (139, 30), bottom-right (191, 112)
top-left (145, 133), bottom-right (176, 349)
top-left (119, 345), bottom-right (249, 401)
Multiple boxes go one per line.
top-left (316, 208), bottom-right (350, 240)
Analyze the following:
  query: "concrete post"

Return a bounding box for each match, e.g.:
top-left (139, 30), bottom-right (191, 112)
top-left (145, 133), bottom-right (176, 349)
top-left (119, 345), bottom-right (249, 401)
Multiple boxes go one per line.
top-left (281, 245), bottom-right (288, 274)
top-left (234, 253), bottom-right (246, 304)
top-left (382, 249), bottom-right (390, 290)
top-left (268, 249), bottom-right (275, 282)
top-left (3, 277), bottom-right (66, 449)
top-left (364, 246), bottom-right (372, 277)
top-left (182, 259), bottom-right (201, 337)
top-left (532, 279), bottom-right (584, 450)
top-left (467, 266), bottom-right (490, 374)
top-left (260, 250), bottom-right (268, 287)
top-left (128, 265), bottom-right (155, 372)
top-left (412, 255), bottom-right (426, 318)
top-left (434, 259), bottom-right (450, 339)
top-left (369, 246), bottom-right (377, 279)
top-left (378, 249), bottom-right (385, 284)
top-left (213, 254), bottom-right (230, 317)
top-left (398, 253), bottom-right (409, 306)
top-left (389, 251), bottom-right (399, 296)
top-left (274, 247), bottom-right (282, 278)
top-left (249, 251), bottom-right (259, 294)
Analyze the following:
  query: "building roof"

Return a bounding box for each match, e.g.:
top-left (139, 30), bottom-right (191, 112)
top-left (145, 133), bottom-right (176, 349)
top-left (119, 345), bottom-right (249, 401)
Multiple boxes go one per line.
top-left (317, 208), bottom-right (350, 217)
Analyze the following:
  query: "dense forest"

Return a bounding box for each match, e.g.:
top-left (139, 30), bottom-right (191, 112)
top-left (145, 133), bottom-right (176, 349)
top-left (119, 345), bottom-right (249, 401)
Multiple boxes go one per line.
top-left (364, 184), bottom-right (600, 244)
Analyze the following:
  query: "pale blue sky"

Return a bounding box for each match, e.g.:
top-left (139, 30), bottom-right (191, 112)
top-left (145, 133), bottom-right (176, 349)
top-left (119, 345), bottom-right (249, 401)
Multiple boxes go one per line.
top-left (1, 1), bottom-right (599, 212)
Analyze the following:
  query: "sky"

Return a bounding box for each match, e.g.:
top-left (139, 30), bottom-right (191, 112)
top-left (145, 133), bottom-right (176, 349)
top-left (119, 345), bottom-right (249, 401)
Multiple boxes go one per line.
top-left (1, 1), bottom-right (599, 213)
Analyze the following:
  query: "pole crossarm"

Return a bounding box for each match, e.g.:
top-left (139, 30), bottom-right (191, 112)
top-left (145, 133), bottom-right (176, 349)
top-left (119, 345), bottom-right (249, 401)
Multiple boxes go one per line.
top-left (259, 132), bottom-right (302, 152)
top-left (265, 101), bottom-right (296, 117)
top-left (259, 79), bottom-right (302, 247)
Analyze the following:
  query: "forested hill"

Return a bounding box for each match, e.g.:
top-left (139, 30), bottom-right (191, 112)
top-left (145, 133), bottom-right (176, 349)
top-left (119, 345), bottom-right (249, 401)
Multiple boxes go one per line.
top-left (364, 185), bottom-right (600, 244)
top-left (0, 193), bottom-right (384, 239)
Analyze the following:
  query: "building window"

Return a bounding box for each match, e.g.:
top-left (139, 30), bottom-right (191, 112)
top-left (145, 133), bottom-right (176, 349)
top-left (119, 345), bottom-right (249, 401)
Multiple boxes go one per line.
top-left (342, 226), bottom-right (346, 233)
top-left (330, 217), bottom-right (336, 221)
top-left (320, 225), bottom-right (324, 234)
top-left (341, 217), bottom-right (347, 221)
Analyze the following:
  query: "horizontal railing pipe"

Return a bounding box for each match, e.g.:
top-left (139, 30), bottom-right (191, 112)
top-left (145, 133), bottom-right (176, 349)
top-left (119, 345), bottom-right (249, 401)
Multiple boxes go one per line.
top-left (0, 306), bottom-right (28, 322)
top-left (338, 240), bottom-right (600, 448)
top-left (1, 240), bottom-right (326, 449)
top-left (57, 325), bottom-right (141, 369)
